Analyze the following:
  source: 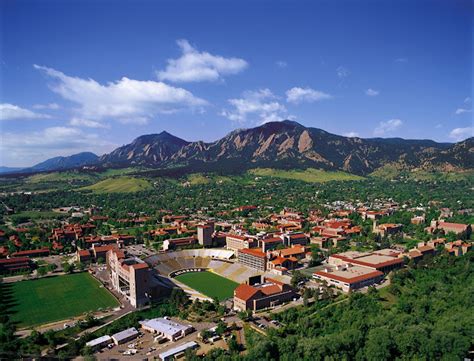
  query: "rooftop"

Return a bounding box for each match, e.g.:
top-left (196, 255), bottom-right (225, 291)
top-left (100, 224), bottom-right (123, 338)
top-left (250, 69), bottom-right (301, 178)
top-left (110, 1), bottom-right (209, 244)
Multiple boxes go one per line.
top-left (140, 318), bottom-right (191, 336)
top-left (158, 341), bottom-right (198, 360)
top-left (314, 265), bottom-right (383, 284)
top-left (239, 248), bottom-right (266, 258)
top-left (112, 327), bottom-right (139, 342)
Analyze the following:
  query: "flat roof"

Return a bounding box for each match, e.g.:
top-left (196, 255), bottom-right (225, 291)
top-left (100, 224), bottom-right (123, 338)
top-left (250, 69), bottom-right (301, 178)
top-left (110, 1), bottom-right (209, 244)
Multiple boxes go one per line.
top-left (314, 265), bottom-right (383, 284)
top-left (86, 335), bottom-right (112, 347)
top-left (112, 327), bottom-right (139, 342)
top-left (140, 318), bottom-right (191, 336)
top-left (159, 341), bottom-right (198, 360)
top-left (331, 252), bottom-right (404, 269)
top-left (354, 254), bottom-right (402, 266)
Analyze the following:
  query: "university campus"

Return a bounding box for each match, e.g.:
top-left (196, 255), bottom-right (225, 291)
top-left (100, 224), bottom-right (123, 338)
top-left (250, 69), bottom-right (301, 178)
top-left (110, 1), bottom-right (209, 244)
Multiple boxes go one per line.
top-left (1, 0), bottom-right (472, 360)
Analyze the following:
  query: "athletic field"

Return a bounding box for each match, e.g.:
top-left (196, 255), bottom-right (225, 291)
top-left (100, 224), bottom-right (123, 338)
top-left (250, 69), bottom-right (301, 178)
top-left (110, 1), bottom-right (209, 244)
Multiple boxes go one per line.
top-left (174, 271), bottom-right (238, 301)
top-left (6, 272), bottom-right (119, 328)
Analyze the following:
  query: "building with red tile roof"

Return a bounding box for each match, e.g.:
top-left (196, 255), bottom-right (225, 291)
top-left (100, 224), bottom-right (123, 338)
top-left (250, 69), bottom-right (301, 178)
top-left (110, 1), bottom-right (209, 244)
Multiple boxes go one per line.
top-left (328, 249), bottom-right (404, 273)
top-left (373, 223), bottom-right (403, 237)
top-left (0, 257), bottom-right (32, 274)
top-left (12, 248), bottom-right (50, 258)
top-left (226, 234), bottom-right (257, 251)
top-left (162, 236), bottom-right (197, 251)
top-left (92, 244), bottom-right (118, 261)
top-left (238, 248), bottom-right (267, 271)
top-left (233, 277), bottom-right (296, 311)
top-left (260, 236), bottom-right (284, 252)
top-left (77, 249), bottom-right (92, 263)
top-left (426, 220), bottom-right (471, 237)
top-left (314, 264), bottom-right (384, 293)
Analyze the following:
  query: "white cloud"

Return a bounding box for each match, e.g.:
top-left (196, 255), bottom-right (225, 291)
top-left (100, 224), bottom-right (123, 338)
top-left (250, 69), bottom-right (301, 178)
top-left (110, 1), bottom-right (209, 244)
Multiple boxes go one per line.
top-left (286, 87), bottom-right (332, 104)
top-left (33, 103), bottom-right (60, 110)
top-left (221, 89), bottom-right (289, 124)
top-left (157, 39), bottom-right (248, 83)
top-left (69, 117), bottom-right (109, 129)
top-left (464, 97), bottom-right (471, 104)
top-left (0, 103), bottom-right (51, 120)
top-left (365, 88), bottom-right (380, 96)
top-left (34, 64), bottom-right (207, 125)
top-left (0, 126), bottom-right (116, 167)
top-left (455, 108), bottom-right (472, 115)
top-left (276, 61), bottom-right (287, 68)
top-left (395, 58), bottom-right (408, 63)
top-left (373, 119), bottom-right (403, 136)
top-left (336, 66), bottom-right (350, 79)
top-left (343, 131), bottom-right (359, 137)
top-left (449, 127), bottom-right (473, 141)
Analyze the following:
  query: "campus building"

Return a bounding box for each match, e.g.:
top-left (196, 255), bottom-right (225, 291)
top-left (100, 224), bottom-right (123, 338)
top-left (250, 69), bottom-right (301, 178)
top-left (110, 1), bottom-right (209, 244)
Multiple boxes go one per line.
top-left (233, 277), bottom-right (296, 311)
top-left (237, 248), bottom-right (267, 271)
top-left (162, 236), bottom-right (197, 251)
top-left (328, 249), bottom-right (404, 274)
top-left (140, 317), bottom-right (193, 341)
top-left (0, 257), bottom-right (32, 274)
top-left (111, 327), bottom-right (139, 345)
top-left (107, 248), bottom-right (165, 307)
top-left (313, 265), bottom-right (384, 292)
top-left (373, 223), bottom-right (403, 237)
top-left (11, 248), bottom-right (50, 258)
top-left (281, 232), bottom-right (309, 247)
top-left (260, 237), bottom-right (284, 252)
top-left (197, 223), bottom-right (214, 246)
top-left (225, 234), bottom-right (257, 251)
top-left (426, 220), bottom-right (471, 237)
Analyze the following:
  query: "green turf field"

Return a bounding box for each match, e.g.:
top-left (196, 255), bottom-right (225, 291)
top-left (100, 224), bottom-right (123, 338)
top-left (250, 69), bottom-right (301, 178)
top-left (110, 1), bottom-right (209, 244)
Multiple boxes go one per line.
top-left (174, 271), bottom-right (239, 301)
top-left (6, 273), bottom-right (119, 328)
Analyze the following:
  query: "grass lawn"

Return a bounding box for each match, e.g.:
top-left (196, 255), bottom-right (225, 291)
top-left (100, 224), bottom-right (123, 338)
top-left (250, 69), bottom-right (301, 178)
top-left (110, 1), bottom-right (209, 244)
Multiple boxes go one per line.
top-left (370, 165), bottom-right (474, 181)
top-left (26, 172), bottom-right (97, 184)
top-left (174, 271), bottom-right (238, 301)
top-left (5, 273), bottom-right (119, 328)
top-left (79, 176), bottom-right (152, 193)
top-left (249, 168), bottom-right (364, 183)
top-left (10, 210), bottom-right (66, 222)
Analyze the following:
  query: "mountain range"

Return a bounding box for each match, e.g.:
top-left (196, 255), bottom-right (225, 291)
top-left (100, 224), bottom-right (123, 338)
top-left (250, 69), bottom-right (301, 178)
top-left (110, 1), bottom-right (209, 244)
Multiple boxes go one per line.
top-left (2, 121), bottom-right (473, 175)
top-left (0, 152), bottom-right (99, 174)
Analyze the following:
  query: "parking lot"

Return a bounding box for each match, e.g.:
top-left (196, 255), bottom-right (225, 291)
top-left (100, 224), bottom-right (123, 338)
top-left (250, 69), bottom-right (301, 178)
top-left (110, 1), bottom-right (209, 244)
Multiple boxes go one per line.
top-left (94, 317), bottom-right (216, 359)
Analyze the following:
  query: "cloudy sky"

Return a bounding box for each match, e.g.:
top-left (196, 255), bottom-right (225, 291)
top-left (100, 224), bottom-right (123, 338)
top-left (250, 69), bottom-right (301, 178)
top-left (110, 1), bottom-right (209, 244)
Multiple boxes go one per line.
top-left (1, 0), bottom-right (472, 167)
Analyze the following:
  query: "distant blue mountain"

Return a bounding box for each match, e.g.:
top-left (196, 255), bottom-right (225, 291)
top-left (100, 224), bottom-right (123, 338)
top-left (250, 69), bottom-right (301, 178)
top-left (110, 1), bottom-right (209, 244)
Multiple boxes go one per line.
top-left (28, 152), bottom-right (99, 172)
top-left (0, 166), bottom-right (25, 174)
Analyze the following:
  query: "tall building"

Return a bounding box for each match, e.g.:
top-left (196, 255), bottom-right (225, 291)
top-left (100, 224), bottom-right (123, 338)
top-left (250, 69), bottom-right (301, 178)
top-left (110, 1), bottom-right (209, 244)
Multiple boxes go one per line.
top-left (238, 248), bottom-right (267, 271)
top-left (197, 222), bottom-right (214, 246)
top-left (107, 248), bottom-right (165, 307)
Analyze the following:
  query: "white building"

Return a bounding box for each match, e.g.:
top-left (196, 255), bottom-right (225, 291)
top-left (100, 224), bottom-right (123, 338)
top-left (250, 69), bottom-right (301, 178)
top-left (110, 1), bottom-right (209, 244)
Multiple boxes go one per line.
top-left (158, 341), bottom-right (198, 361)
top-left (85, 335), bottom-right (112, 350)
top-left (140, 317), bottom-right (194, 341)
top-left (111, 327), bottom-right (139, 345)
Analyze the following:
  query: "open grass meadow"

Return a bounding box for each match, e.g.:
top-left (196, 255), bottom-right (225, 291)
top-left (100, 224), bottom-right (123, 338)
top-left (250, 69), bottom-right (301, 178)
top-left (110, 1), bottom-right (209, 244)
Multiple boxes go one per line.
top-left (4, 273), bottom-right (119, 328)
top-left (79, 176), bottom-right (152, 193)
top-left (174, 271), bottom-right (238, 301)
top-left (249, 168), bottom-right (364, 183)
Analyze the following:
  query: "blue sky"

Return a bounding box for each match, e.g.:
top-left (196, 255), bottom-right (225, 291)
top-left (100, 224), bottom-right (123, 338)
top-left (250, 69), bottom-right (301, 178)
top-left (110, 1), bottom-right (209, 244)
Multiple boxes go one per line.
top-left (1, 0), bottom-right (472, 167)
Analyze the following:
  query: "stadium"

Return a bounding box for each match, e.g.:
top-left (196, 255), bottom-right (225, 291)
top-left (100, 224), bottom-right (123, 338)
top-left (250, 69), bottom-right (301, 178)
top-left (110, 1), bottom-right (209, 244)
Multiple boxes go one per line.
top-left (145, 249), bottom-right (289, 300)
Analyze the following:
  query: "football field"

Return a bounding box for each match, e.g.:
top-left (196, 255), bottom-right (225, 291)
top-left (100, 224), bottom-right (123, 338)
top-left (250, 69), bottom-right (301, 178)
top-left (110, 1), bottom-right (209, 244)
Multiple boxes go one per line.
top-left (5, 272), bottom-right (119, 328)
top-left (174, 271), bottom-right (238, 301)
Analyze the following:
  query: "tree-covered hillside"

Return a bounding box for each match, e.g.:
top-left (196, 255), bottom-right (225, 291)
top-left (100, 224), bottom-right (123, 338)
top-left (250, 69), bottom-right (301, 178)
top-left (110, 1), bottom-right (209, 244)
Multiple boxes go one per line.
top-left (192, 252), bottom-right (474, 361)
